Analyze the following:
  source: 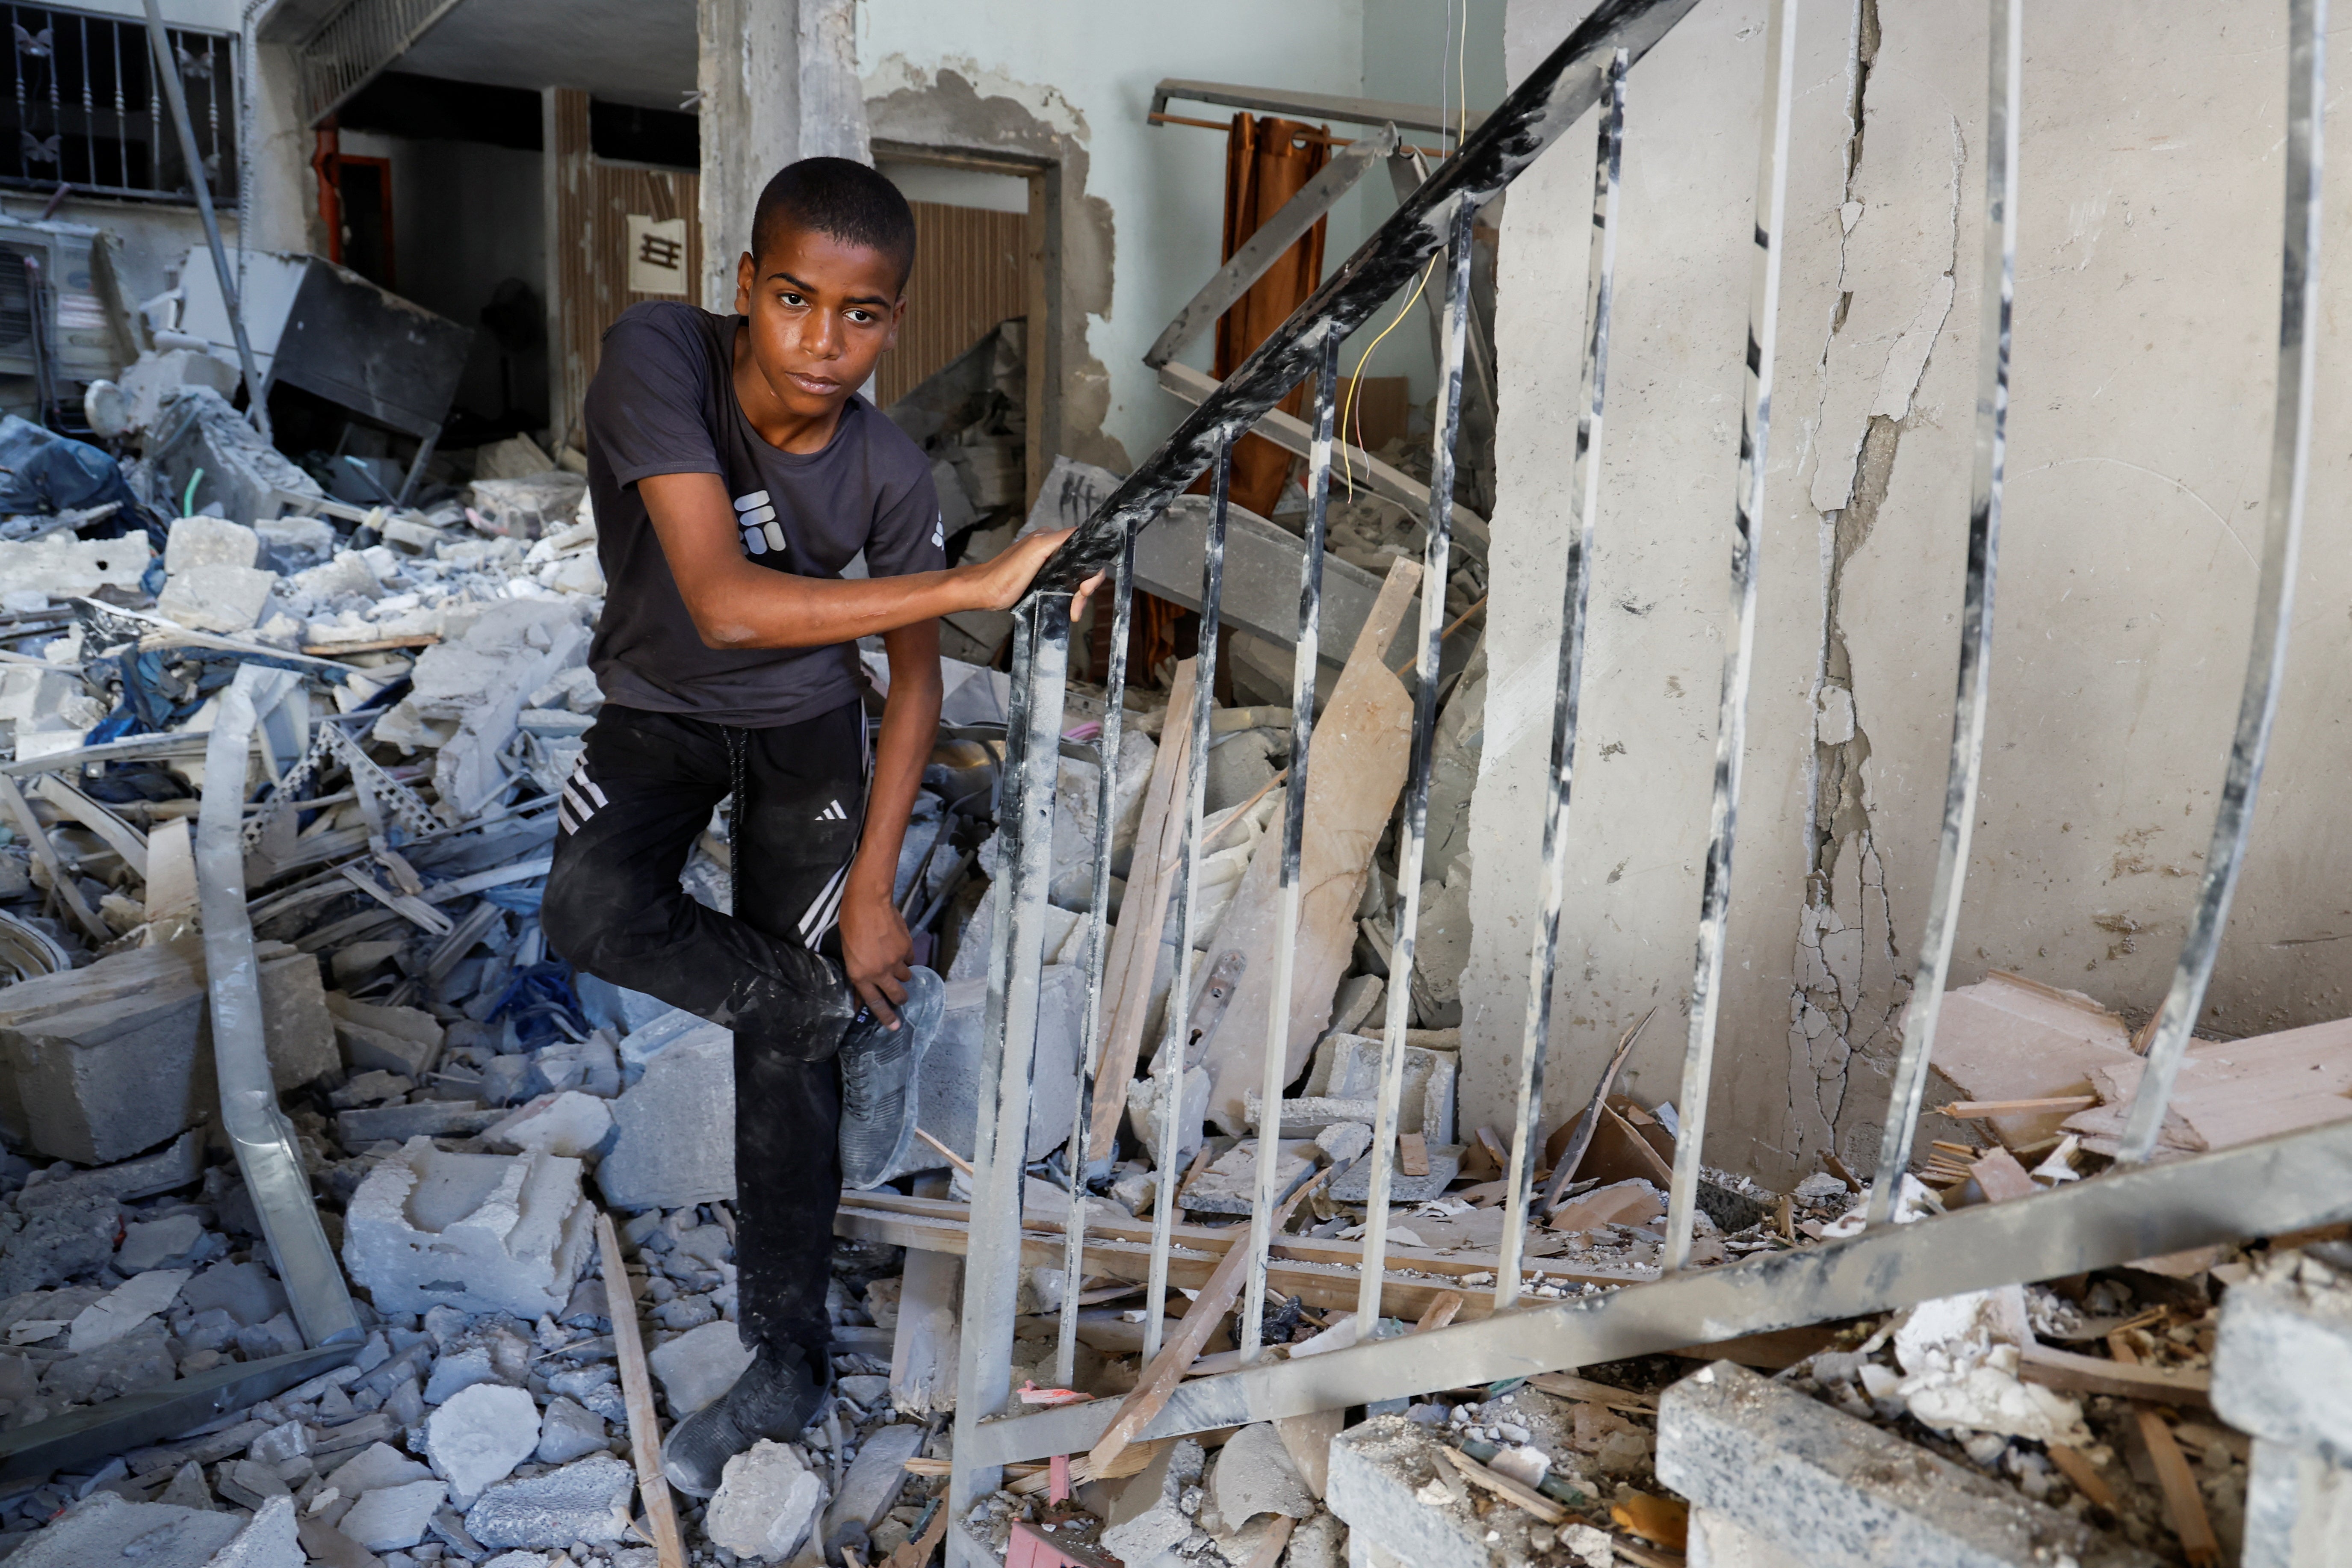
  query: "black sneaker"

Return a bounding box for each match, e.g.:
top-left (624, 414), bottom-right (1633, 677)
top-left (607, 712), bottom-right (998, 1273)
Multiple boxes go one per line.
top-left (836, 966), bottom-right (945, 1190)
top-left (660, 1339), bottom-right (831, 1497)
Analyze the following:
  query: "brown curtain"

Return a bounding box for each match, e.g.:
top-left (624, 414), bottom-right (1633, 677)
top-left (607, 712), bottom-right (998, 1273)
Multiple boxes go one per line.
top-left (1134, 115), bottom-right (1332, 686)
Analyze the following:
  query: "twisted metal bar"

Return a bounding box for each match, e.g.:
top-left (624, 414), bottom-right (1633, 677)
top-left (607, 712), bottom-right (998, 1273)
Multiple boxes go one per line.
top-left (1866, 0), bottom-right (2021, 1225)
top-left (1056, 537), bottom-right (1136, 1384)
top-left (1497, 50), bottom-right (1626, 1309)
top-left (1356, 204), bottom-right (1475, 1336)
top-left (948, 594), bottom-right (1073, 1522)
top-left (1662, 0), bottom-right (1799, 1273)
top-left (2117, 0), bottom-right (2325, 1164)
top-left (1143, 437), bottom-right (1232, 1363)
top-left (1240, 336), bottom-right (1342, 1358)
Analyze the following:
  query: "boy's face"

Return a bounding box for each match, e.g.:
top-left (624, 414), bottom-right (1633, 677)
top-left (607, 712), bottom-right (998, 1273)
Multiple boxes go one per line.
top-left (733, 224), bottom-right (906, 420)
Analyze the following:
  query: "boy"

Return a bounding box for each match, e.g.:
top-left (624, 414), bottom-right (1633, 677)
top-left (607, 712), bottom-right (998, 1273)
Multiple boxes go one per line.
top-left (543, 158), bottom-right (1082, 1494)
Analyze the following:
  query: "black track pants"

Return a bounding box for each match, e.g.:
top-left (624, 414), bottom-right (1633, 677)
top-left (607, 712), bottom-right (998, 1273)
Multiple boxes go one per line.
top-left (543, 701), bottom-right (867, 1362)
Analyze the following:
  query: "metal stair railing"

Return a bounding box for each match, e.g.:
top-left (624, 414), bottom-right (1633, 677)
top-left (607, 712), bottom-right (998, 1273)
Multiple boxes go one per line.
top-left (942, 0), bottom-right (2337, 1552)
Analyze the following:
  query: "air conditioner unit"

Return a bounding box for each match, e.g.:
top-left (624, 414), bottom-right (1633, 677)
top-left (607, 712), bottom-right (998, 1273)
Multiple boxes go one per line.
top-left (0, 216), bottom-right (137, 387)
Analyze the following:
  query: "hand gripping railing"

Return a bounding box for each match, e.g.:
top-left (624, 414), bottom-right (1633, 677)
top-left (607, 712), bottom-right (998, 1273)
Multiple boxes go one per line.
top-left (943, 0), bottom-right (2327, 1549)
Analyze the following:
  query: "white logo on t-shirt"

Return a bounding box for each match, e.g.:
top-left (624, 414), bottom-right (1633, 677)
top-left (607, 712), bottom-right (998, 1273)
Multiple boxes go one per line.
top-left (931, 512), bottom-right (945, 549)
top-left (733, 490), bottom-right (785, 556)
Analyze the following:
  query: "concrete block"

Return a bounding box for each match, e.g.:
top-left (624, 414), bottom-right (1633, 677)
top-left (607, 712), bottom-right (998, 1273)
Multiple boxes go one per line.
top-left (535, 1395), bottom-right (608, 1463)
top-left (1315, 1122), bottom-right (1372, 1166)
top-left (253, 516), bottom-right (337, 573)
top-left (1328, 1145), bottom-right (1460, 1203)
top-left (342, 1137), bottom-right (594, 1319)
top-left (0, 985), bottom-right (204, 1163)
top-left (157, 562), bottom-right (278, 635)
top-left (1246, 1094), bottom-right (1380, 1136)
top-left (485, 1091), bottom-right (612, 1159)
top-left (148, 386), bottom-right (323, 525)
top-left (1126, 1065), bottom-right (1209, 1173)
top-left (1183, 1141), bottom-right (1317, 1217)
top-left (467, 473), bottom-right (587, 541)
top-left (18, 1129), bottom-right (204, 1211)
top-left (1305, 1034), bottom-right (1456, 1143)
top-left (881, 968), bottom-right (1083, 1183)
top-left (327, 992), bottom-right (443, 1079)
top-left (1213, 1422), bottom-right (1314, 1525)
top-left (423, 1344), bottom-right (499, 1405)
top-left (2213, 1261), bottom-right (2352, 1459)
top-left (462, 1454), bottom-right (633, 1549)
top-left (425, 1382), bottom-right (540, 1504)
top-left (824, 1422), bottom-right (923, 1549)
top-left (1655, 1361), bottom-right (2154, 1568)
top-left (256, 947), bottom-right (339, 1090)
top-left (598, 1019), bottom-right (735, 1210)
top-left (342, 1479), bottom-right (448, 1552)
top-left (1328, 1417), bottom-right (1544, 1568)
top-left (117, 1213), bottom-right (208, 1271)
top-left (0, 533), bottom-right (151, 599)
top-left (120, 348), bottom-right (240, 432)
top-left (164, 516), bottom-right (261, 573)
top-left (647, 1318), bottom-right (752, 1417)
top-left (1101, 1438), bottom-right (1206, 1568)
top-left (708, 1439), bottom-right (824, 1560)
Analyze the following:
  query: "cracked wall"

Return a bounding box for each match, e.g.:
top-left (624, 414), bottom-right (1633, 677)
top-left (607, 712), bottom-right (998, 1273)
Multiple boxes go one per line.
top-left (1466, 0), bottom-right (2352, 1185)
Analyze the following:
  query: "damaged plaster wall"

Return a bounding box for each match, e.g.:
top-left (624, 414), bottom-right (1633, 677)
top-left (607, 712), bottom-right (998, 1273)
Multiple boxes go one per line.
top-left (854, 0), bottom-right (1373, 470)
top-left (1463, 0), bottom-right (2352, 1188)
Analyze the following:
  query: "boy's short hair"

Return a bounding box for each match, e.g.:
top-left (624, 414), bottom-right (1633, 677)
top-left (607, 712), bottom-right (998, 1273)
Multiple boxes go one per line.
top-left (751, 157), bottom-right (917, 294)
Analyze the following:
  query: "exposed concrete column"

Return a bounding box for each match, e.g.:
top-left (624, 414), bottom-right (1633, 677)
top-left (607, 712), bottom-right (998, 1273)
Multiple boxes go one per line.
top-left (2212, 1253), bottom-right (2352, 1568)
top-left (695, 0), bottom-right (870, 312)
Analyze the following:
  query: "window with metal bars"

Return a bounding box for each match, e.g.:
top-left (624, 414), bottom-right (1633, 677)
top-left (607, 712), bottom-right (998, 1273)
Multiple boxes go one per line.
top-left (0, 3), bottom-right (236, 204)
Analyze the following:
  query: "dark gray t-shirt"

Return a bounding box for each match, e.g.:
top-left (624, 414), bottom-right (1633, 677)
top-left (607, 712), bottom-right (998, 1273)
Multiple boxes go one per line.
top-left (584, 301), bottom-right (944, 728)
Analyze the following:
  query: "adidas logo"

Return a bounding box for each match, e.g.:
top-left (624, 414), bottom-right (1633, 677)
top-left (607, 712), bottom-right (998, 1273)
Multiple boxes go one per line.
top-left (931, 512), bottom-right (945, 549)
top-left (734, 490), bottom-right (786, 556)
top-left (817, 799), bottom-right (848, 822)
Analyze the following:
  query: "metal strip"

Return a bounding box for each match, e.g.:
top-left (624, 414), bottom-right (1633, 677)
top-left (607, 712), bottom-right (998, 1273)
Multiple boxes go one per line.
top-left (1147, 129), bottom-right (1400, 369)
top-left (1034, 0), bottom-right (1705, 598)
top-left (1241, 334), bottom-right (1341, 1357)
top-left (969, 1116), bottom-right (2352, 1465)
top-left (1055, 537), bottom-right (1136, 1387)
top-left (1865, 0), bottom-right (2021, 1223)
top-left (1356, 205), bottom-right (1475, 1336)
top-left (1144, 437), bottom-right (1233, 1364)
top-left (1151, 77), bottom-right (1489, 138)
top-left (948, 596), bottom-right (1071, 1519)
top-left (196, 666), bottom-right (361, 1349)
top-left (1662, 0), bottom-right (1799, 1273)
top-left (2117, 0), bottom-right (2325, 1164)
top-left (1497, 50), bottom-right (1626, 1308)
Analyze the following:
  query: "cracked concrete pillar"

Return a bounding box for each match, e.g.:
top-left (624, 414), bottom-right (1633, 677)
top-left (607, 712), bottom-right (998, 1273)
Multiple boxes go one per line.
top-left (695, 0), bottom-right (872, 311)
top-left (2212, 1253), bottom-right (2352, 1568)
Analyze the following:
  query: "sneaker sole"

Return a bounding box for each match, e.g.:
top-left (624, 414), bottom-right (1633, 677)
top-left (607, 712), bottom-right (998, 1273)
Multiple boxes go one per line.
top-left (845, 972), bottom-right (940, 1191)
top-left (659, 1419), bottom-right (721, 1498)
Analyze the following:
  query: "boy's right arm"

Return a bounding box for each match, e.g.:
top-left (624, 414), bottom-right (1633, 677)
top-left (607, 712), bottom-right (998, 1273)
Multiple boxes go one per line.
top-left (639, 470), bottom-right (1093, 651)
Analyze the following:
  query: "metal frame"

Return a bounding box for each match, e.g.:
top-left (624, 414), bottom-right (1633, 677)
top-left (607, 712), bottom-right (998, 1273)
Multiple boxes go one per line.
top-left (1866, 0), bottom-right (2021, 1224)
top-left (1150, 77), bottom-right (1486, 139)
top-left (2117, 0), bottom-right (2325, 1163)
top-left (1661, 0), bottom-right (1799, 1273)
top-left (1497, 50), bottom-right (1625, 1306)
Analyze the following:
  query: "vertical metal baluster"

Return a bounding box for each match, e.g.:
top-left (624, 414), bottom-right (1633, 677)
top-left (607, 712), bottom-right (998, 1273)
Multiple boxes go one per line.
top-left (74, 16), bottom-right (89, 186)
top-left (1241, 330), bottom-right (1340, 1357)
top-left (947, 595), bottom-right (1071, 1523)
top-left (2118, 0), bottom-right (2323, 1164)
top-left (1356, 203), bottom-right (1474, 1335)
top-left (1497, 50), bottom-right (1626, 1309)
top-left (111, 21), bottom-right (126, 193)
top-left (1055, 535), bottom-right (1134, 1385)
top-left (1144, 436), bottom-right (1231, 1363)
top-left (1663, 0), bottom-right (1798, 1273)
top-left (1866, 0), bottom-right (2020, 1224)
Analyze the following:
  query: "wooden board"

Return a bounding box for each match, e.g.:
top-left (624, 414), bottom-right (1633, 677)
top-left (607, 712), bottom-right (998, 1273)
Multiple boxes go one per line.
top-left (1929, 973), bottom-right (2138, 1149)
top-left (594, 1212), bottom-right (688, 1568)
top-left (1086, 658), bottom-right (1199, 1161)
top-left (2063, 1017), bottom-right (2352, 1158)
top-left (1200, 560), bottom-right (1421, 1135)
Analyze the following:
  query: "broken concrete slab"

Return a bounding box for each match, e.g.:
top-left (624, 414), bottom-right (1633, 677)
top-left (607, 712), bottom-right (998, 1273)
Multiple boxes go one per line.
top-left (341, 1479), bottom-right (449, 1552)
top-left (1183, 1141), bottom-right (1318, 1217)
top-left (118, 1213), bottom-right (209, 1271)
top-left (1327, 1416), bottom-right (1542, 1568)
top-left (647, 1318), bottom-right (753, 1417)
top-left (17, 1129), bottom-right (204, 1210)
top-left (157, 561), bottom-right (278, 635)
top-left (0, 533), bottom-right (150, 600)
top-left (823, 1421), bottom-right (923, 1550)
top-left (462, 1453), bottom-right (633, 1549)
top-left (1304, 1032), bottom-right (1457, 1143)
top-left (322, 1440), bottom-right (433, 1495)
top-left (180, 1258), bottom-right (288, 1327)
top-left (164, 516), bottom-right (262, 573)
top-left (334, 1100), bottom-right (502, 1145)
top-left (4, 1487), bottom-right (250, 1566)
top-left (1126, 1066), bottom-right (1209, 1173)
top-left (425, 1382), bottom-right (540, 1504)
top-left (2212, 1253), bottom-right (2352, 1566)
top-left (342, 1137), bottom-right (593, 1319)
top-left (148, 386), bottom-right (323, 524)
top-left (1329, 1145), bottom-right (1461, 1203)
top-left (881, 969), bottom-right (1083, 1182)
top-left (1655, 1361), bottom-right (2153, 1568)
top-left (485, 1091), bottom-right (612, 1159)
top-left (327, 992), bottom-right (444, 1079)
top-left (597, 1018), bottom-right (734, 1210)
top-left (1214, 1422), bottom-right (1315, 1526)
top-left (709, 1439), bottom-right (825, 1560)
top-left (66, 1266), bottom-right (189, 1351)
top-left (534, 1395), bottom-right (608, 1463)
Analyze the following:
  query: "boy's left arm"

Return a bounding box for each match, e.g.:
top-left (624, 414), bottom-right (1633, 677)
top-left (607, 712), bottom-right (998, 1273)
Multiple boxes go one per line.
top-left (838, 618), bottom-right (943, 1026)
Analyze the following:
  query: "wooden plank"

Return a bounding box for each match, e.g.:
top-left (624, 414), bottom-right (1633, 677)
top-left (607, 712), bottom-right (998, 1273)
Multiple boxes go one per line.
top-left (1938, 1096), bottom-right (2097, 1119)
top-left (1441, 1446), bottom-right (1565, 1524)
top-left (1086, 657), bottom-right (1199, 1161)
top-left (594, 1212), bottom-right (688, 1568)
top-left (2045, 1444), bottom-right (2118, 1512)
top-left (2018, 1342), bottom-right (2210, 1410)
top-left (1968, 1147), bottom-right (2039, 1204)
top-left (1524, 1372), bottom-right (1658, 1412)
top-left (2108, 1333), bottom-right (2218, 1566)
top-left (1200, 560), bottom-right (1421, 1134)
